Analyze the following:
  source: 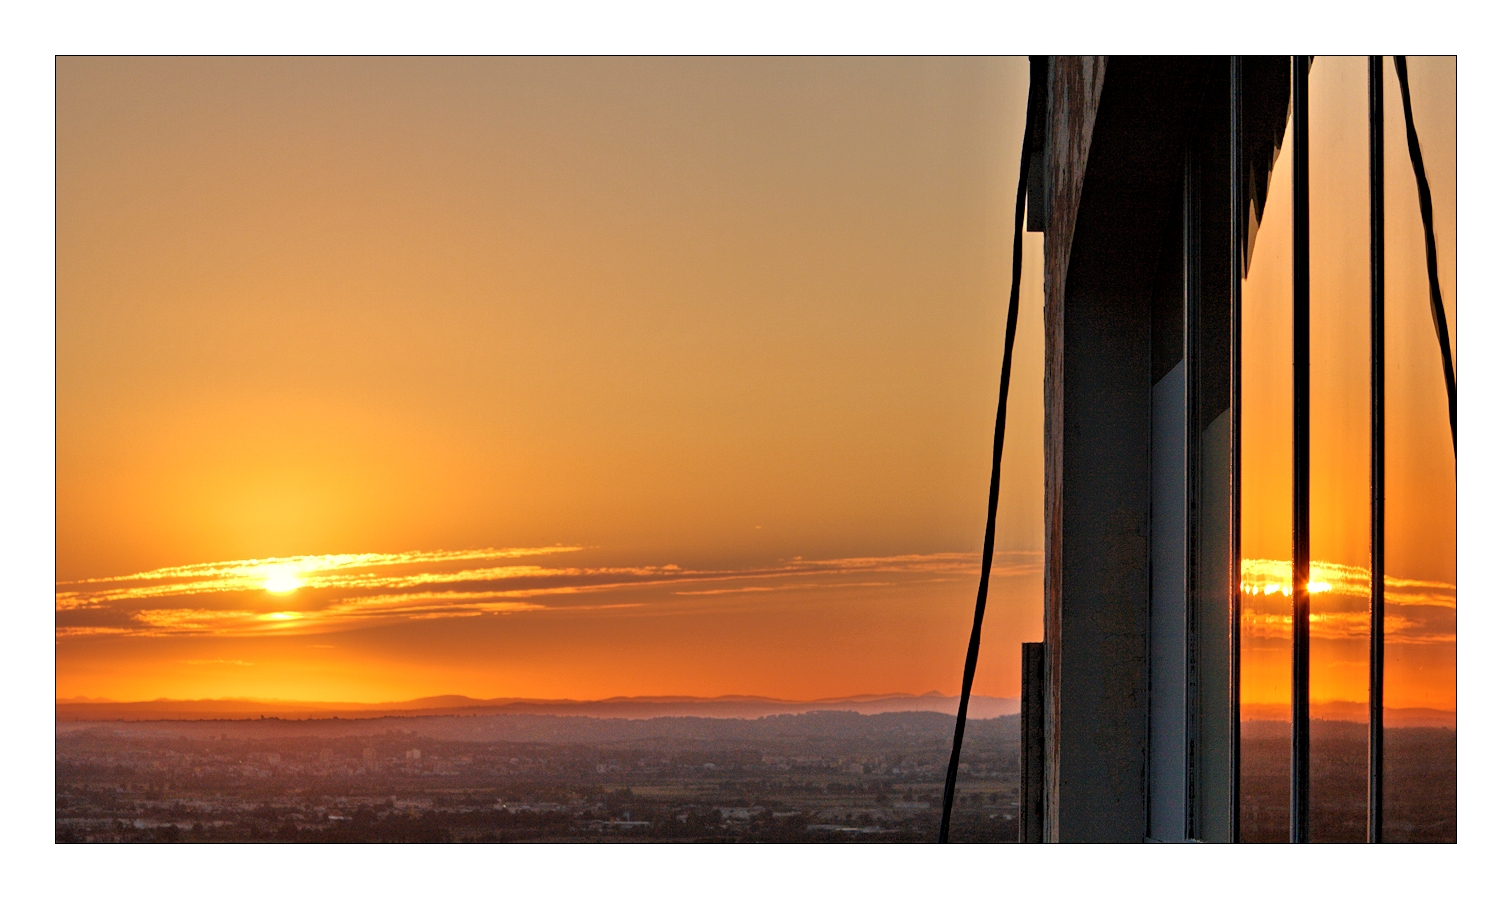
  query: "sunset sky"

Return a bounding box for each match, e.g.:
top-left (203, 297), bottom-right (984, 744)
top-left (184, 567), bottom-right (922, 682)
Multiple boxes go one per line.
top-left (56, 56), bottom-right (1452, 711)
top-left (57, 57), bottom-right (1045, 703)
top-left (1238, 57), bottom-right (1456, 714)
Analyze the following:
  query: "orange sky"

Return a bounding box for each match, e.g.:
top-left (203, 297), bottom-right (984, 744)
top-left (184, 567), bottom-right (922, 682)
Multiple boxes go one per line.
top-left (1239, 57), bottom-right (1456, 713)
top-left (56, 56), bottom-right (1451, 710)
top-left (57, 57), bottom-right (1045, 703)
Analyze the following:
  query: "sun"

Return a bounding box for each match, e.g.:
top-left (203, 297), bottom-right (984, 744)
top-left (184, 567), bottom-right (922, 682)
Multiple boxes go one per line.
top-left (263, 569), bottom-right (303, 594)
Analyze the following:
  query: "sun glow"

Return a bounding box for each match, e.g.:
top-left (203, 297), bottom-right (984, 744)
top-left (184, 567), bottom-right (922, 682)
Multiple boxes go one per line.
top-left (262, 569), bottom-right (303, 594)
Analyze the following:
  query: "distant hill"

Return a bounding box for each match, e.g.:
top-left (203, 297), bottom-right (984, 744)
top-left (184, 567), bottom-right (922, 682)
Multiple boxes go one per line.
top-left (55, 708), bottom-right (1014, 746)
top-left (55, 691), bottom-right (1020, 722)
top-left (1242, 701), bottom-right (1454, 729)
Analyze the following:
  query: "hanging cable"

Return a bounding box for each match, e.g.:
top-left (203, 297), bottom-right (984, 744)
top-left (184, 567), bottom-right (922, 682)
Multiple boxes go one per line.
top-left (939, 74), bottom-right (1035, 844)
top-left (1392, 56), bottom-right (1456, 454)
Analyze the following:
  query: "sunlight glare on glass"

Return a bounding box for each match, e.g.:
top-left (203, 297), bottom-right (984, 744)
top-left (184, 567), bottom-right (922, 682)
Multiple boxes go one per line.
top-left (1240, 579), bottom-right (1330, 596)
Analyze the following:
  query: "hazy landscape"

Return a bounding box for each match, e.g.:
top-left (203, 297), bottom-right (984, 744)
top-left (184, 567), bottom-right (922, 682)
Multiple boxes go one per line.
top-left (55, 691), bottom-right (1020, 723)
top-left (56, 694), bottom-right (1452, 843)
top-left (1240, 720), bottom-right (1456, 843)
top-left (56, 706), bottom-right (1019, 844)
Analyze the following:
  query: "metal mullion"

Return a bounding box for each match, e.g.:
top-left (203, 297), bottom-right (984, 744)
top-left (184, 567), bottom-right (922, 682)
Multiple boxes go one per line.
top-left (1290, 54), bottom-right (1312, 845)
top-left (1228, 55), bottom-right (1243, 845)
top-left (1184, 133), bottom-right (1202, 844)
top-left (1368, 54), bottom-right (1387, 844)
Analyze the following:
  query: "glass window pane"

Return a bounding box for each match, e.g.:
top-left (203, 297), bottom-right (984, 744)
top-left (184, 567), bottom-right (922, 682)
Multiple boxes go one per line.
top-left (1382, 54), bottom-right (1456, 843)
top-left (1306, 55), bottom-right (1372, 843)
top-left (1239, 76), bottom-right (1294, 845)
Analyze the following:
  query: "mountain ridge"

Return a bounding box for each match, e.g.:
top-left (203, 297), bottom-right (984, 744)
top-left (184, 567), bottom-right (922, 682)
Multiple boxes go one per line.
top-left (54, 691), bottom-right (1020, 722)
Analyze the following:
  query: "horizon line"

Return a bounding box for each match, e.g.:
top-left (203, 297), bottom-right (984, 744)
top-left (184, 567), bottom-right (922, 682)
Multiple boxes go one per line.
top-left (55, 689), bottom-right (1013, 707)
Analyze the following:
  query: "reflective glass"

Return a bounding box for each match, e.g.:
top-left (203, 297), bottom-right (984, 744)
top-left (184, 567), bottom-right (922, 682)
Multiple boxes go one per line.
top-left (1306, 56), bottom-right (1372, 843)
top-left (1381, 55), bottom-right (1456, 843)
top-left (1238, 81), bottom-right (1294, 845)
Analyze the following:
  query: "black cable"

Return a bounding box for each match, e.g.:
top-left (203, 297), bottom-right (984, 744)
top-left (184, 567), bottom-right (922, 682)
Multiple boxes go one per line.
top-left (1392, 56), bottom-right (1456, 455)
top-left (938, 77), bottom-right (1034, 844)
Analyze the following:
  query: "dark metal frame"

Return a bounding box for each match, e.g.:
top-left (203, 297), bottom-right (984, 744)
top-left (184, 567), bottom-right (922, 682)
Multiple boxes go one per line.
top-left (1020, 641), bottom-right (1046, 842)
top-left (1183, 133), bottom-right (1202, 843)
top-left (1227, 55), bottom-right (1244, 845)
top-left (1368, 55), bottom-right (1387, 845)
top-left (1289, 54), bottom-right (1312, 845)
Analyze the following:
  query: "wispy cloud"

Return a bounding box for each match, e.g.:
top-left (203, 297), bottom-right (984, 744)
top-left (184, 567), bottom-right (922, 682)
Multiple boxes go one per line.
top-left (57, 547), bottom-right (1031, 640)
top-left (1239, 558), bottom-right (1455, 645)
top-left (54, 548), bottom-right (586, 608)
top-left (58, 546), bottom-right (584, 587)
top-left (1240, 558), bottom-right (1456, 607)
top-left (674, 581), bottom-right (895, 596)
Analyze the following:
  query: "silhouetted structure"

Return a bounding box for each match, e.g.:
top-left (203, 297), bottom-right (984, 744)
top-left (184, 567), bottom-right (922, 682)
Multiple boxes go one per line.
top-left (1013, 56), bottom-right (1451, 843)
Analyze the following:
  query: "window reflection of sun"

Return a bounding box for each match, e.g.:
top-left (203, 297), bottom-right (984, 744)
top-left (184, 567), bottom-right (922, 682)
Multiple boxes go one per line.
top-left (1241, 581), bottom-right (1331, 596)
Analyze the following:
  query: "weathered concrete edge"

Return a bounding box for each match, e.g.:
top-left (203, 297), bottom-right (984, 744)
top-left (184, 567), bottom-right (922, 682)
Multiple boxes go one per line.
top-left (1042, 54), bottom-right (1105, 845)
